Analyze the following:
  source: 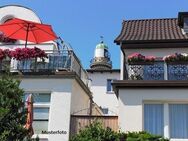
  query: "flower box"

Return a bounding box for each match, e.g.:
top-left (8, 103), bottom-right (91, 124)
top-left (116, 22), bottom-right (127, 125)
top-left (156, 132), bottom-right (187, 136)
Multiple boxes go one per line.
top-left (128, 53), bottom-right (156, 64)
top-left (164, 53), bottom-right (188, 63)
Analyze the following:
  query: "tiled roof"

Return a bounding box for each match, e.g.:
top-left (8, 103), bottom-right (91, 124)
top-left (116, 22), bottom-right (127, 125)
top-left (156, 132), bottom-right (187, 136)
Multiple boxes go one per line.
top-left (114, 18), bottom-right (188, 44)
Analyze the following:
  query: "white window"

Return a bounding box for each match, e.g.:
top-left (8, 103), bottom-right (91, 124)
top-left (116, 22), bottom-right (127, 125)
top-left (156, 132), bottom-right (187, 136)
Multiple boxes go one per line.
top-left (144, 103), bottom-right (188, 139)
top-left (169, 104), bottom-right (188, 138)
top-left (144, 104), bottom-right (164, 136)
top-left (24, 93), bottom-right (51, 134)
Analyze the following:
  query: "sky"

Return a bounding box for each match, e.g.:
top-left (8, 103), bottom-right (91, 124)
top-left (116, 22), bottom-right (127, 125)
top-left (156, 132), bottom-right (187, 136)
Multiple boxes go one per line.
top-left (0, 0), bottom-right (188, 69)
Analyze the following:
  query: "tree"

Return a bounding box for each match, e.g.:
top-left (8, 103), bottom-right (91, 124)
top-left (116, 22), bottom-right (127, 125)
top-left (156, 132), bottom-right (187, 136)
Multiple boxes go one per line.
top-left (0, 74), bottom-right (29, 141)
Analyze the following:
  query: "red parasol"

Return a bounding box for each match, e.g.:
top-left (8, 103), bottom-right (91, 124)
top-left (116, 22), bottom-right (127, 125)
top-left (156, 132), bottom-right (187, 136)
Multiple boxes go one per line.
top-left (0, 18), bottom-right (58, 47)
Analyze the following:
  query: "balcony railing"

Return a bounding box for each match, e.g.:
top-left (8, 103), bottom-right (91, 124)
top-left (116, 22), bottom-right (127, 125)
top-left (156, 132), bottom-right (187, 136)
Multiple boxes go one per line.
top-left (126, 61), bottom-right (188, 80)
top-left (0, 48), bottom-right (90, 87)
top-left (167, 62), bottom-right (188, 80)
top-left (127, 62), bottom-right (164, 80)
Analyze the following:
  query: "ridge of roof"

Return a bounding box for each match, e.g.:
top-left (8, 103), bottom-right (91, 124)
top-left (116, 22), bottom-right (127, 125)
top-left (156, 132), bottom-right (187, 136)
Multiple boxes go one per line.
top-left (122, 18), bottom-right (177, 22)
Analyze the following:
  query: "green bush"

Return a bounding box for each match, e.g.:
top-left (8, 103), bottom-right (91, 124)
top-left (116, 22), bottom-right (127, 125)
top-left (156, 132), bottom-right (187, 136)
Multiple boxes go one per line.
top-left (70, 121), bottom-right (169, 141)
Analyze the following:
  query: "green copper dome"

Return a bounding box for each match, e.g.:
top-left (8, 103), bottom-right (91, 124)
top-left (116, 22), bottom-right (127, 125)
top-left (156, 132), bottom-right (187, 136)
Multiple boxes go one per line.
top-left (96, 41), bottom-right (108, 49)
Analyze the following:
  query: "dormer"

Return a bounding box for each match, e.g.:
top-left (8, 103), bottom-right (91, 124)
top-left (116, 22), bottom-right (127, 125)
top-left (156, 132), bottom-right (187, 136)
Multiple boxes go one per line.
top-left (178, 12), bottom-right (188, 33)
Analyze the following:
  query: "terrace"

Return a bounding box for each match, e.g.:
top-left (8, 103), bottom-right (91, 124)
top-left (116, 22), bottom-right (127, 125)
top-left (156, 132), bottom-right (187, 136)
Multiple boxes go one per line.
top-left (125, 53), bottom-right (188, 81)
top-left (0, 43), bottom-right (89, 87)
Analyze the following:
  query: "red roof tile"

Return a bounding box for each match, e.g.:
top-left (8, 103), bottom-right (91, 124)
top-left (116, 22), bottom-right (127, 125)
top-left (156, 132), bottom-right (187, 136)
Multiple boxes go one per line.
top-left (115, 18), bottom-right (188, 44)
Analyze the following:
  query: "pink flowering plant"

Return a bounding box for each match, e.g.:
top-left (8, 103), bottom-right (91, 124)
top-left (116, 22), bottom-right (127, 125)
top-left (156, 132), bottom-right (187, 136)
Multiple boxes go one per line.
top-left (128, 53), bottom-right (145, 63)
top-left (0, 49), bottom-right (12, 61)
top-left (11, 47), bottom-right (48, 61)
top-left (128, 53), bottom-right (156, 64)
top-left (0, 32), bottom-right (16, 43)
top-left (163, 53), bottom-right (188, 63)
top-left (145, 56), bottom-right (156, 62)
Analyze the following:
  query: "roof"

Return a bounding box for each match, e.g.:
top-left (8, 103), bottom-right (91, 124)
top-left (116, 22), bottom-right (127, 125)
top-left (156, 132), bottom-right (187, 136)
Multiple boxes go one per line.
top-left (96, 41), bottom-right (108, 49)
top-left (114, 18), bottom-right (188, 45)
top-left (87, 69), bottom-right (120, 73)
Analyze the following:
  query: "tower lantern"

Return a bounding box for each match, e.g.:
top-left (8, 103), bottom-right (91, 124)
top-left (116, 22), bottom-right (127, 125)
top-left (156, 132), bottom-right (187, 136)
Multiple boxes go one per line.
top-left (90, 38), bottom-right (112, 70)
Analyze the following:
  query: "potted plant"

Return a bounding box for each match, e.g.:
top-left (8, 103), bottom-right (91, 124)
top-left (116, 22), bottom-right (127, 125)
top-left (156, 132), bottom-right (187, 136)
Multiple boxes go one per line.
top-left (10, 47), bottom-right (48, 71)
top-left (163, 53), bottom-right (188, 64)
top-left (128, 53), bottom-right (156, 80)
top-left (128, 53), bottom-right (145, 64)
top-left (0, 49), bottom-right (12, 71)
top-left (0, 32), bottom-right (17, 43)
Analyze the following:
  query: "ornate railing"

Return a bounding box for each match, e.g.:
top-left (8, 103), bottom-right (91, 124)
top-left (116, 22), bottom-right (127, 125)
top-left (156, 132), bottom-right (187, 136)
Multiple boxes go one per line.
top-left (167, 62), bottom-right (188, 80)
top-left (128, 62), bottom-right (164, 80)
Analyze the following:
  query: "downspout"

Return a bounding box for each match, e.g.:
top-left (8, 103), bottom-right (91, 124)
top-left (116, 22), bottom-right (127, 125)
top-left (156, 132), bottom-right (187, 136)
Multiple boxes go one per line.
top-left (89, 93), bottom-right (93, 116)
top-left (120, 42), bottom-right (128, 80)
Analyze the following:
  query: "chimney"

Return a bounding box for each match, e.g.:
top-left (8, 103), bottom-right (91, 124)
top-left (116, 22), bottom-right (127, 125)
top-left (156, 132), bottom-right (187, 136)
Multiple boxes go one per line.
top-left (178, 12), bottom-right (188, 33)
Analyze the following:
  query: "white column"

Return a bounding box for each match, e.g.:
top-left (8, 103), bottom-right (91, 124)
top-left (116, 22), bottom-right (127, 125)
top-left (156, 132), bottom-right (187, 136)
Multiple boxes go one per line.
top-left (48, 91), bottom-right (71, 141)
top-left (164, 63), bottom-right (168, 80)
top-left (164, 103), bottom-right (169, 138)
top-left (120, 50), bottom-right (124, 80)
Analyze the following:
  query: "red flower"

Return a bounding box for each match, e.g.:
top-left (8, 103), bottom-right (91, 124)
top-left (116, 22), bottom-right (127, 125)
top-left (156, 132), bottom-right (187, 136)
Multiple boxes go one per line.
top-left (11, 47), bottom-right (47, 60)
top-left (0, 49), bottom-right (5, 60)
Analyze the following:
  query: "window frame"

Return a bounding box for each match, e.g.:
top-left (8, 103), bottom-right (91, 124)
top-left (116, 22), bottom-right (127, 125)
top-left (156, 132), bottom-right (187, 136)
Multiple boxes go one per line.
top-left (143, 102), bottom-right (188, 140)
top-left (106, 79), bottom-right (115, 93)
top-left (24, 92), bottom-right (51, 135)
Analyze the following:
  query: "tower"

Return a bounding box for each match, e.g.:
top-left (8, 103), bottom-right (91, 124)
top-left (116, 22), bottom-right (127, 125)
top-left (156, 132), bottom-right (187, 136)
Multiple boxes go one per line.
top-left (90, 38), bottom-right (112, 70)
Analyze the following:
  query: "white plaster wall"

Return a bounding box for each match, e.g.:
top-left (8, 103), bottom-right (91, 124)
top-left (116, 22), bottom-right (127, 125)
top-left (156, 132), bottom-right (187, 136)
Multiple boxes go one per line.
top-left (0, 5), bottom-right (41, 23)
top-left (88, 71), bottom-right (119, 115)
top-left (119, 88), bottom-right (188, 133)
top-left (71, 80), bottom-right (90, 115)
top-left (0, 5), bottom-right (55, 46)
top-left (20, 78), bottom-right (73, 141)
top-left (124, 48), bottom-right (188, 58)
top-left (95, 48), bottom-right (104, 57)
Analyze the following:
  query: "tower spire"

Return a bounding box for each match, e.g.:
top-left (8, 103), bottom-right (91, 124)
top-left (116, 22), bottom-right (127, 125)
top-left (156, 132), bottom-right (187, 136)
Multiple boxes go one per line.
top-left (100, 36), bottom-right (104, 43)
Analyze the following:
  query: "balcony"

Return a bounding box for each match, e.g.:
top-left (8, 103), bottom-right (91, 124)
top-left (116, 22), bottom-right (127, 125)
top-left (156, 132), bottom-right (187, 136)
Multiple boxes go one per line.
top-left (126, 61), bottom-right (188, 81)
top-left (0, 44), bottom-right (89, 87)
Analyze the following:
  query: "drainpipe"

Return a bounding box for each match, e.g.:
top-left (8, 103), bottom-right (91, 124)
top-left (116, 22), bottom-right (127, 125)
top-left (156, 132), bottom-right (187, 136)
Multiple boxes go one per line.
top-left (120, 44), bottom-right (127, 80)
top-left (89, 94), bottom-right (93, 116)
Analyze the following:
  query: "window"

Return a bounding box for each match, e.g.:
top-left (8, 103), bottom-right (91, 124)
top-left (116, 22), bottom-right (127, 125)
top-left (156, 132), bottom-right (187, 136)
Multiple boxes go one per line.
top-left (104, 49), bottom-right (109, 58)
top-left (144, 104), bottom-right (164, 135)
top-left (144, 103), bottom-right (188, 139)
top-left (24, 93), bottom-right (51, 134)
top-left (184, 17), bottom-right (188, 33)
top-left (169, 104), bottom-right (188, 138)
top-left (101, 108), bottom-right (109, 115)
top-left (107, 79), bottom-right (113, 92)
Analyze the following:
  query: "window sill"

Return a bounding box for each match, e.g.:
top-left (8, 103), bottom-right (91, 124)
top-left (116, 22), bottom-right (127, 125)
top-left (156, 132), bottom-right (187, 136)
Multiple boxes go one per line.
top-left (171, 139), bottom-right (188, 141)
top-left (32, 134), bottom-right (49, 140)
top-left (106, 91), bottom-right (114, 94)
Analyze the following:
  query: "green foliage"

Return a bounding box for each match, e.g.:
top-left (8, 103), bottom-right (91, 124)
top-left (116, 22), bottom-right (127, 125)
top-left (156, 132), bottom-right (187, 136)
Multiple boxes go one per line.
top-left (126, 131), bottom-right (169, 141)
top-left (0, 74), bottom-right (29, 141)
top-left (70, 121), bottom-right (169, 141)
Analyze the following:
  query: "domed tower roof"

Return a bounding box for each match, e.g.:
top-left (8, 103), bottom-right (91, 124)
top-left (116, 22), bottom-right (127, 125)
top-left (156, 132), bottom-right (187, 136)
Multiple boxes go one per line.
top-left (90, 39), bottom-right (112, 70)
top-left (96, 41), bottom-right (108, 49)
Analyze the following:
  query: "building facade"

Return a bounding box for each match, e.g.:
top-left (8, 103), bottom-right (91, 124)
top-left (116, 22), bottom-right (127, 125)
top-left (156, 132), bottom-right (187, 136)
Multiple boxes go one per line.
top-left (88, 41), bottom-right (119, 115)
top-left (113, 13), bottom-right (188, 140)
top-left (0, 5), bottom-right (98, 141)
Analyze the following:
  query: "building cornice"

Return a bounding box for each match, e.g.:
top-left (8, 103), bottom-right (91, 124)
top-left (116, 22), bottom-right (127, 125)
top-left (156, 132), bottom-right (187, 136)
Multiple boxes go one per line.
top-left (112, 80), bottom-right (188, 97)
top-left (87, 69), bottom-right (120, 73)
top-left (121, 40), bottom-right (188, 49)
top-left (10, 71), bottom-right (92, 98)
